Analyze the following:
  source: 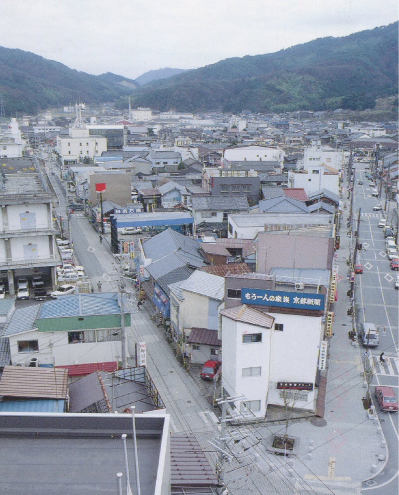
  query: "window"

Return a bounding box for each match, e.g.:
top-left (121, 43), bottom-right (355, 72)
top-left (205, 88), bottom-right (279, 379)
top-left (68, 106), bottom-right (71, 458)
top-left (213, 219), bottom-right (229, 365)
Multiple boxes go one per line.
top-left (227, 289), bottom-right (241, 299)
top-left (210, 348), bottom-right (219, 356)
top-left (312, 169), bottom-right (320, 174)
top-left (192, 344), bottom-right (200, 350)
top-left (18, 340), bottom-right (39, 353)
top-left (232, 185), bottom-right (240, 192)
top-left (242, 333), bottom-right (262, 343)
top-left (240, 400), bottom-right (261, 413)
top-left (220, 185), bottom-right (230, 192)
top-left (242, 366), bottom-right (261, 377)
top-left (228, 223), bottom-right (233, 234)
top-left (68, 331), bottom-right (85, 343)
top-left (211, 212), bottom-right (217, 217)
top-left (274, 323), bottom-right (284, 331)
top-left (223, 212), bottom-right (228, 221)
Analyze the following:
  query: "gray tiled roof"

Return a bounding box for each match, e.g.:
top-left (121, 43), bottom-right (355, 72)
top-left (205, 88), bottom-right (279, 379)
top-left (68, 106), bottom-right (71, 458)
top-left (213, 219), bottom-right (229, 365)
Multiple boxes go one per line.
top-left (156, 266), bottom-right (195, 296)
top-left (0, 337), bottom-right (10, 367)
top-left (180, 271), bottom-right (224, 301)
top-left (143, 228), bottom-right (204, 264)
top-left (259, 196), bottom-right (309, 213)
top-left (307, 188), bottom-right (339, 204)
top-left (261, 186), bottom-right (285, 199)
top-left (192, 196), bottom-right (249, 210)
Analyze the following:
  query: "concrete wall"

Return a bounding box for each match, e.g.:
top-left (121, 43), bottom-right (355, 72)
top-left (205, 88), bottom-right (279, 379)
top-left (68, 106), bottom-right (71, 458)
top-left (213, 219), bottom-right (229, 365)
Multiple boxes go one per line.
top-left (89, 173), bottom-right (131, 207)
top-left (256, 233), bottom-right (334, 273)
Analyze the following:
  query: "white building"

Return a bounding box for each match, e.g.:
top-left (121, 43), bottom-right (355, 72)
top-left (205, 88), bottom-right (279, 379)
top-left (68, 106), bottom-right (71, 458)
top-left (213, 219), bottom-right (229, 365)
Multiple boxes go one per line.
top-left (56, 104), bottom-right (107, 166)
top-left (287, 164), bottom-right (340, 197)
top-left (0, 119), bottom-right (24, 157)
top-left (300, 146), bottom-right (344, 172)
top-left (129, 107), bottom-right (153, 121)
top-left (221, 293), bottom-right (325, 418)
top-left (222, 146), bottom-right (285, 169)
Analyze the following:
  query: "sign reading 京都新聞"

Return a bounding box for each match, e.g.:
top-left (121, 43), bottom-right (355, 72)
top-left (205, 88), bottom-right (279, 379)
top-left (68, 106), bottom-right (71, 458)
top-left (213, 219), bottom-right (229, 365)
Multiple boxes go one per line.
top-left (241, 289), bottom-right (324, 311)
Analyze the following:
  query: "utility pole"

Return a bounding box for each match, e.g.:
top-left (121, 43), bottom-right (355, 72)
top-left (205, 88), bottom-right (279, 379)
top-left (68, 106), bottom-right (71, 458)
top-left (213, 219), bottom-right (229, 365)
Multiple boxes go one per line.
top-left (119, 278), bottom-right (127, 369)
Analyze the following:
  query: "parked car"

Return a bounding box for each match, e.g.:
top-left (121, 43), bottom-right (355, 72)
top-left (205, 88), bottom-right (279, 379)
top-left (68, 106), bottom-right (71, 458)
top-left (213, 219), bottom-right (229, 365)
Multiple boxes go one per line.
top-left (354, 264), bottom-right (363, 274)
top-left (17, 278), bottom-right (29, 290)
top-left (378, 218), bottom-right (386, 228)
top-left (57, 272), bottom-right (79, 282)
top-left (373, 204), bottom-right (382, 211)
top-left (17, 287), bottom-right (29, 300)
top-left (371, 190), bottom-right (379, 197)
top-left (59, 247), bottom-right (73, 255)
top-left (50, 285), bottom-right (76, 298)
top-left (34, 288), bottom-right (47, 301)
top-left (390, 259), bottom-right (399, 270)
top-left (56, 238), bottom-right (70, 247)
top-left (31, 276), bottom-right (44, 288)
top-left (200, 360), bottom-right (221, 380)
top-left (385, 229), bottom-right (394, 239)
top-left (387, 249), bottom-right (398, 260)
top-left (359, 322), bottom-right (379, 347)
top-left (358, 180), bottom-right (363, 185)
top-left (394, 276), bottom-right (399, 289)
top-left (375, 386), bottom-right (398, 412)
top-left (120, 227), bottom-right (142, 235)
top-left (0, 283), bottom-right (5, 299)
top-left (369, 181), bottom-right (375, 187)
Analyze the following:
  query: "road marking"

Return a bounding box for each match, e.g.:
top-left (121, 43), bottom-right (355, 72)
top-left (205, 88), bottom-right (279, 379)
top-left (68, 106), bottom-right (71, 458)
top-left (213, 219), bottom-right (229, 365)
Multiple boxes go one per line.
top-left (169, 417), bottom-right (177, 432)
top-left (205, 410), bottom-right (220, 424)
top-left (364, 262), bottom-right (373, 270)
top-left (198, 411), bottom-right (209, 425)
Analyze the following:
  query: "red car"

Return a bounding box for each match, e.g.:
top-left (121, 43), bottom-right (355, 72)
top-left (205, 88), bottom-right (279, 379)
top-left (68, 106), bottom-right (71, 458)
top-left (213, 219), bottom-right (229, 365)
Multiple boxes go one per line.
top-left (200, 360), bottom-right (221, 380)
top-left (354, 264), bottom-right (363, 274)
top-left (390, 259), bottom-right (399, 270)
top-left (375, 386), bottom-right (398, 412)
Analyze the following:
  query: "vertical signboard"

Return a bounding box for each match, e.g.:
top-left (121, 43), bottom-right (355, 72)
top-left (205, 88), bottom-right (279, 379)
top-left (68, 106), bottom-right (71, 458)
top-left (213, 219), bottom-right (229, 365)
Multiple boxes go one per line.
top-left (137, 342), bottom-right (147, 367)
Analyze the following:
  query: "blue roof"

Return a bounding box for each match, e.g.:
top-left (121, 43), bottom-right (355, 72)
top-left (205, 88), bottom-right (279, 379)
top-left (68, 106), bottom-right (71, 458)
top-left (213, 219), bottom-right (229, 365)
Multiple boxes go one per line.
top-left (0, 399), bottom-right (65, 413)
top-left (3, 304), bottom-right (41, 337)
top-left (38, 293), bottom-right (121, 319)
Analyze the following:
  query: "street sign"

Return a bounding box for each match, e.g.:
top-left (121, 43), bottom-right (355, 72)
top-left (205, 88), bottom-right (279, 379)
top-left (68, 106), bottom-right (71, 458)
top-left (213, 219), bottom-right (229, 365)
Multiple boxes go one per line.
top-left (350, 272), bottom-right (355, 282)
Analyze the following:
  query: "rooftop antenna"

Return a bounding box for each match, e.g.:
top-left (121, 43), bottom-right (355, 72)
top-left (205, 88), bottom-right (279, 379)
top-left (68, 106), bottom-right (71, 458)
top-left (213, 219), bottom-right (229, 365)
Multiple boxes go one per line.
top-left (73, 103), bottom-right (86, 129)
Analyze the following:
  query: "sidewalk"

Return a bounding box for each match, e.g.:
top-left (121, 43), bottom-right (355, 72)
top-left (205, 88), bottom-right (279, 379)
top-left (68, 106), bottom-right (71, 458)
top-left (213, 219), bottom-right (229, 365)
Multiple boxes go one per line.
top-left (257, 198), bottom-right (386, 491)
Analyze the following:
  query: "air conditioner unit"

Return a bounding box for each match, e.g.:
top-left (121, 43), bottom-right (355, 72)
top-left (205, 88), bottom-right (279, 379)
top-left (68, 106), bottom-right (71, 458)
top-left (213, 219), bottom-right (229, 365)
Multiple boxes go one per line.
top-left (295, 283), bottom-right (305, 290)
top-left (29, 357), bottom-right (39, 367)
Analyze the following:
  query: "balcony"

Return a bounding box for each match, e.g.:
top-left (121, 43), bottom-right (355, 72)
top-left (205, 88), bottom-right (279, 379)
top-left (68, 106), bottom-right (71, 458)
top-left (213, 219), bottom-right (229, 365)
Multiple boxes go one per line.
top-left (0, 255), bottom-right (60, 270)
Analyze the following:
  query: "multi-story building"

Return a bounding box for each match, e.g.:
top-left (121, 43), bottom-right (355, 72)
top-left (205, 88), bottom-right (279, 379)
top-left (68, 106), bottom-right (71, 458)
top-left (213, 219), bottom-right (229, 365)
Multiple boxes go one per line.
top-left (0, 157), bottom-right (59, 294)
top-left (0, 119), bottom-right (24, 158)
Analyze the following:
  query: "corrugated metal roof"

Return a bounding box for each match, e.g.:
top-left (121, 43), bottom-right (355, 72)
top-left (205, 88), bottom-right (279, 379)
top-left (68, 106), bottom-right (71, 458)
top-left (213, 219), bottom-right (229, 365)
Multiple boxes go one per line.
top-left (0, 366), bottom-right (68, 399)
top-left (0, 337), bottom-right (10, 367)
top-left (180, 271), bottom-right (224, 301)
top-left (187, 328), bottom-right (221, 347)
top-left (38, 293), bottom-right (121, 319)
top-left (259, 196), bottom-right (309, 213)
top-left (0, 299), bottom-right (15, 316)
top-left (220, 305), bottom-right (274, 329)
top-left (200, 263), bottom-right (251, 277)
top-left (283, 188), bottom-right (309, 202)
top-left (68, 371), bottom-right (109, 413)
top-left (200, 243), bottom-right (231, 256)
top-left (0, 399), bottom-right (65, 413)
top-left (168, 280), bottom-right (184, 301)
top-left (170, 434), bottom-right (218, 488)
top-left (56, 361), bottom-right (118, 377)
top-left (156, 266), bottom-right (194, 296)
top-left (2, 304), bottom-right (41, 337)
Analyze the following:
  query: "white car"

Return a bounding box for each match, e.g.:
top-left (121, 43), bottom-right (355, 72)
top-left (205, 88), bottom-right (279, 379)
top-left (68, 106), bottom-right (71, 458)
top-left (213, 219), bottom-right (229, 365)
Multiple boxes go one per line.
top-left (373, 204), bottom-right (382, 211)
top-left (31, 276), bottom-right (44, 288)
top-left (17, 287), bottom-right (29, 300)
top-left (50, 285), bottom-right (76, 298)
top-left (395, 276), bottom-right (399, 289)
top-left (17, 278), bottom-right (29, 290)
top-left (378, 219), bottom-right (386, 228)
top-left (56, 238), bottom-right (70, 247)
top-left (120, 227), bottom-right (142, 235)
top-left (387, 249), bottom-right (398, 260)
top-left (0, 284), bottom-right (5, 299)
top-left (57, 272), bottom-right (79, 282)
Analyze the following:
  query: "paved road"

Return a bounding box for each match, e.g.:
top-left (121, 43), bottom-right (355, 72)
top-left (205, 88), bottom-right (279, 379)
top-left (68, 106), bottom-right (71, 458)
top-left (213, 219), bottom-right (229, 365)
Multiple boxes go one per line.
top-left (352, 163), bottom-right (399, 495)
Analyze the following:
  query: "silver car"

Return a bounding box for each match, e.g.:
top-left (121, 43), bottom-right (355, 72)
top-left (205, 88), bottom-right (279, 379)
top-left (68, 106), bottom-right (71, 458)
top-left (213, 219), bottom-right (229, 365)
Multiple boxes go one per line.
top-left (360, 322), bottom-right (379, 347)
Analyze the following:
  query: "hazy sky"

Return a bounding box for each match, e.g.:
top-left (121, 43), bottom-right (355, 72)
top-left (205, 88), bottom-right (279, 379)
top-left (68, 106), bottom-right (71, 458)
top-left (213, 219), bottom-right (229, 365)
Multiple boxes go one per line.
top-left (2, 0), bottom-right (398, 80)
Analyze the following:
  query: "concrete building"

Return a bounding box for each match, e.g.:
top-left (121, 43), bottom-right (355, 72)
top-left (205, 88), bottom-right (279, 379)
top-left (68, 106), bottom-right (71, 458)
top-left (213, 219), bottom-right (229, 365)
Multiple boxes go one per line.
top-left (288, 165), bottom-right (340, 197)
top-left (221, 280), bottom-right (326, 418)
top-left (0, 119), bottom-right (24, 158)
top-left (222, 146), bottom-right (285, 169)
top-left (129, 107), bottom-right (153, 121)
top-left (0, 157), bottom-right (59, 294)
top-left (228, 212), bottom-right (335, 240)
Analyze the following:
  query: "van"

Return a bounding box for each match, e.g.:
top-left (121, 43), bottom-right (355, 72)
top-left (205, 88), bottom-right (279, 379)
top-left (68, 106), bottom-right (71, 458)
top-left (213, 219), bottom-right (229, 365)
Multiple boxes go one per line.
top-left (360, 322), bottom-right (379, 347)
top-left (386, 239), bottom-right (396, 250)
top-left (378, 218), bottom-right (386, 228)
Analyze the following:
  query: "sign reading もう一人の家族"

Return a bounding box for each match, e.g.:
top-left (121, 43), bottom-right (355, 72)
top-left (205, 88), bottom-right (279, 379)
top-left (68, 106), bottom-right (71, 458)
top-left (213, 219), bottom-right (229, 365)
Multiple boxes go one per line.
top-left (241, 289), bottom-right (324, 311)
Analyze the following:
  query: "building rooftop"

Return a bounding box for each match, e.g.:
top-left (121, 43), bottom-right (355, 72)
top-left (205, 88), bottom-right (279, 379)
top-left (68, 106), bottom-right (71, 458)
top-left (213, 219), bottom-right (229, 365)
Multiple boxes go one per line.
top-left (180, 271), bottom-right (224, 301)
top-left (0, 366), bottom-right (68, 400)
top-left (221, 305), bottom-right (275, 329)
top-left (0, 412), bottom-right (169, 495)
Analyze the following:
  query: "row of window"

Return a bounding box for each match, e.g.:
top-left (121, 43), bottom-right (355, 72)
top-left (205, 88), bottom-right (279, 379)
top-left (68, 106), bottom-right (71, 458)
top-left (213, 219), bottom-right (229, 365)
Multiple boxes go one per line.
top-left (17, 329), bottom-right (121, 352)
top-left (242, 326), bottom-right (283, 343)
top-left (220, 184), bottom-right (252, 192)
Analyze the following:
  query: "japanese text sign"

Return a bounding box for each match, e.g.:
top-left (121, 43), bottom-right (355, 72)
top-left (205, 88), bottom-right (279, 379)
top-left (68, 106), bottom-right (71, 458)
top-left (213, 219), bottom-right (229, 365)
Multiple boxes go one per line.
top-left (241, 288), bottom-right (324, 311)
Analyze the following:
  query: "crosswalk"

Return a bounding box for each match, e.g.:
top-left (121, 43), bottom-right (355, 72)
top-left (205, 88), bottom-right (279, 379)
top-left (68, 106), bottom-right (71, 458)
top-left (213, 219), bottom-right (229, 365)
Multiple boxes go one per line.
top-left (361, 212), bottom-right (383, 218)
top-left (368, 355), bottom-right (399, 376)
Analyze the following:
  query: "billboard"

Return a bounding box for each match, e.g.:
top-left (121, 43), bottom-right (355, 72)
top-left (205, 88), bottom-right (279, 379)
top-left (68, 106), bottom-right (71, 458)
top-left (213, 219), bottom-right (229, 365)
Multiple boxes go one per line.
top-left (241, 288), bottom-right (324, 311)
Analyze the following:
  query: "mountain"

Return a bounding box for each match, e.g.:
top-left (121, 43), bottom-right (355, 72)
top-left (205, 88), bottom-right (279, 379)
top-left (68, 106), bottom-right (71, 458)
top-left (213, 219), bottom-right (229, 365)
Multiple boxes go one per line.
top-left (135, 68), bottom-right (188, 86)
top-left (0, 47), bottom-right (133, 115)
top-left (129, 23), bottom-right (398, 114)
top-left (97, 72), bottom-right (139, 90)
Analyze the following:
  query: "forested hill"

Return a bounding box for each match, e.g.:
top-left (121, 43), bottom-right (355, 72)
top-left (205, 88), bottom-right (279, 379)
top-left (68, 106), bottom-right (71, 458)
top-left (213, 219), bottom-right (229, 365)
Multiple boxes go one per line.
top-left (0, 48), bottom-right (133, 115)
top-left (129, 22), bottom-right (398, 114)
